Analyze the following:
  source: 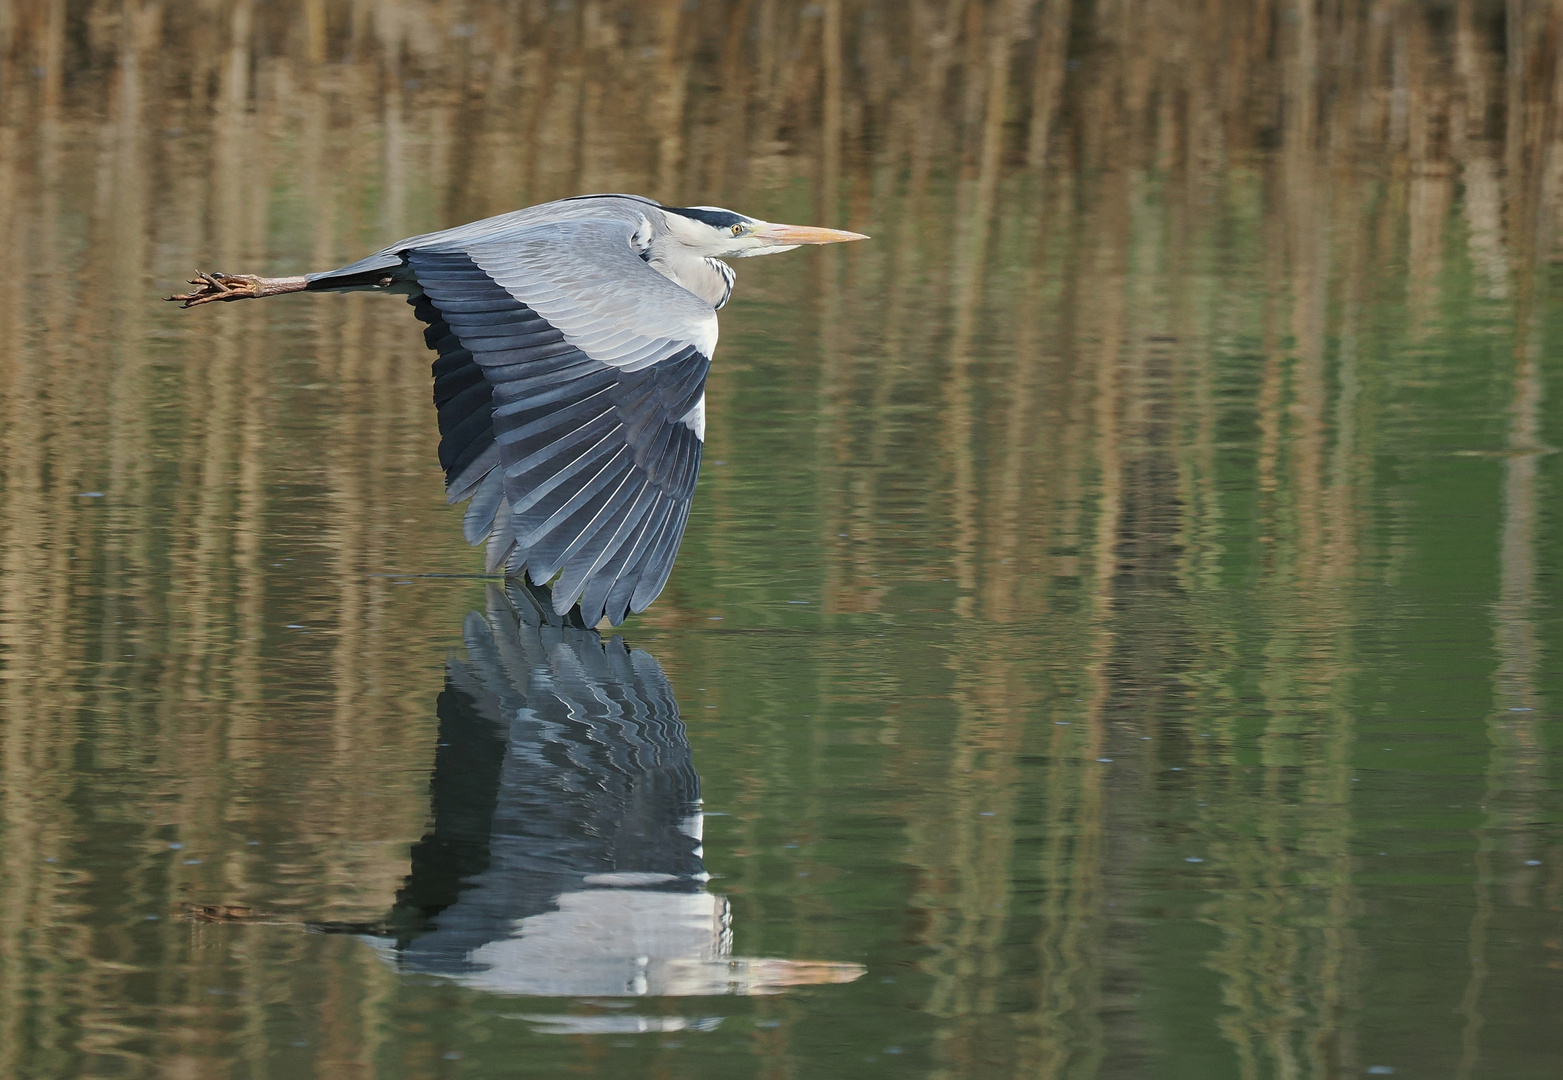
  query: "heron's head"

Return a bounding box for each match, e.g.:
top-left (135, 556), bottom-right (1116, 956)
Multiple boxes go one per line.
top-left (661, 205), bottom-right (869, 258)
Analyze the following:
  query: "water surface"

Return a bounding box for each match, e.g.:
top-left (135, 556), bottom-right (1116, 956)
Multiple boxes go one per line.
top-left (4, 2), bottom-right (1563, 1077)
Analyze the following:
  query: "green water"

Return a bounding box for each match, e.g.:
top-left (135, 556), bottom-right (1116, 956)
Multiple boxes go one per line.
top-left (4, 2), bottom-right (1563, 1077)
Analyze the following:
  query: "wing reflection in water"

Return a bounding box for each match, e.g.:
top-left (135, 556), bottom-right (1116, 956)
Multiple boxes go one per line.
top-left (348, 582), bottom-right (862, 1000)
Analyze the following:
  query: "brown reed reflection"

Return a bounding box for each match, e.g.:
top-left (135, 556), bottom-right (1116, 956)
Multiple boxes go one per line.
top-left (1457, 49), bottom-right (1560, 1069)
top-left (1, 1), bottom-right (1561, 1077)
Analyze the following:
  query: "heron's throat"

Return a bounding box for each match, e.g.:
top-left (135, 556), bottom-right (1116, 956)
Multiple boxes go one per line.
top-left (648, 251), bottom-right (735, 310)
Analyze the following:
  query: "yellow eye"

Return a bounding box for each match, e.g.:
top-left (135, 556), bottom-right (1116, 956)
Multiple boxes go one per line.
top-left (731, 224), bottom-right (744, 236)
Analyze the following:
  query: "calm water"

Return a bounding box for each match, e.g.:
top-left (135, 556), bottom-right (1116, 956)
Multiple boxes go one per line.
top-left (4, 1), bottom-right (1563, 1077)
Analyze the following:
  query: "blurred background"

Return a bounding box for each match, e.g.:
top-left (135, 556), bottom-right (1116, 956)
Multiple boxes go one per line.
top-left (3, 0), bottom-right (1563, 1076)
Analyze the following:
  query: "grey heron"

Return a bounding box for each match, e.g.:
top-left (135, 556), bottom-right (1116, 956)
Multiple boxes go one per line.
top-left (170, 194), bottom-right (867, 625)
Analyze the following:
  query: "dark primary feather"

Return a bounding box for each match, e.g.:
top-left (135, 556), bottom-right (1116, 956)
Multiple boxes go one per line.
top-left (408, 249), bottom-right (707, 626)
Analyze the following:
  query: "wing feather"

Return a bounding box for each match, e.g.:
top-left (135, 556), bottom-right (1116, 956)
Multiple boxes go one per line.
top-left (605, 496), bottom-right (676, 624)
top-left (506, 428), bottom-right (623, 518)
top-left (545, 484), bottom-right (657, 626)
top-left (564, 482), bottom-right (659, 622)
top-left (533, 468), bottom-right (645, 586)
top-left (463, 470), bottom-right (506, 544)
top-left (400, 223), bottom-right (709, 624)
top-left (447, 444), bottom-right (500, 504)
top-left (634, 500), bottom-right (696, 611)
top-left (517, 447), bottom-right (633, 548)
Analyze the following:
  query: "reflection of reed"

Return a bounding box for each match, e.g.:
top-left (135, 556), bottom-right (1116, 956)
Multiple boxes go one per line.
top-left (1196, 64), bottom-right (1366, 1079)
top-left (0, 0), bottom-right (1560, 1075)
top-left (1457, 38), bottom-right (1559, 1065)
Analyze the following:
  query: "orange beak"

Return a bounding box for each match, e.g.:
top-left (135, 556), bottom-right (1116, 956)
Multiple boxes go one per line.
top-left (750, 222), bottom-right (871, 245)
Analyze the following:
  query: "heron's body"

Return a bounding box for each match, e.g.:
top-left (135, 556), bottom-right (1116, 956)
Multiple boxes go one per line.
top-left (172, 194), bottom-right (865, 625)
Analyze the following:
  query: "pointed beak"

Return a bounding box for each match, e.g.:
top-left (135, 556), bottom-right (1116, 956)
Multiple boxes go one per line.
top-left (751, 222), bottom-right (870, 246)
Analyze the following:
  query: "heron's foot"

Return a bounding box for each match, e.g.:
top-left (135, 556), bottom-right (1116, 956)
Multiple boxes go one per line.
top-left (166, 272), bottom-right (261, 307)
top-left (166, 272), bottom-right (307, 308)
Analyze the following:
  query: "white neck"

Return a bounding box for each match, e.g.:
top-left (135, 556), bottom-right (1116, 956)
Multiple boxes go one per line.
top-left (647, 250), bottom-right (735, 309)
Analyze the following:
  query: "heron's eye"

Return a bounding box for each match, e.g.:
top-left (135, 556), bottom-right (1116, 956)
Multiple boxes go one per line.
top-left (731, 223), bottom-right (744, 236)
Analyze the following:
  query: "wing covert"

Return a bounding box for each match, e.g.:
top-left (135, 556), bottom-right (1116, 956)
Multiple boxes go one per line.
top-left (458, 217), bottom-right (719, 369)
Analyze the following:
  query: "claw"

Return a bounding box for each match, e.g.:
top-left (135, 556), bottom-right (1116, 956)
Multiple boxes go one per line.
top-left (166, 271), bottom-right (262, 308)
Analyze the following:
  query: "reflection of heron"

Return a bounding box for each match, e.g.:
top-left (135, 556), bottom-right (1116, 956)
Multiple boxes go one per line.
top-left (170, 196), bottom-right (866, 624)
top-left (341, 581), bottom-right (861, 1000)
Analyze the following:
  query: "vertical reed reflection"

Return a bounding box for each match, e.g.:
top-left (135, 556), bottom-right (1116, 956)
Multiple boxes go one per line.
top-left (1458, 31), bottom-right (1560, 1067)
top-left (0, 1), bottom-right (1560, 1076)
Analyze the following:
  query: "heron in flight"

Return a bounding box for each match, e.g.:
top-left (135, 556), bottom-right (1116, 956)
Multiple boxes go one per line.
top-left (170, 194), bottom-right (867, 626)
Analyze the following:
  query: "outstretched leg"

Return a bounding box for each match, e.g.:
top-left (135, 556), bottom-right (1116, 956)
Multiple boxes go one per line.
top-left (167, 272), bottom-right (309, 308)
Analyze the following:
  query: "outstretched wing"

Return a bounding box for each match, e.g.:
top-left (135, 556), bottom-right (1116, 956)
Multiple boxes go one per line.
top-left (407, 216), bottom-right (712, 627)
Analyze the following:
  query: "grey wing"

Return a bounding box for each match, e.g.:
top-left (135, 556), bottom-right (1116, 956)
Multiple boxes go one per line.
top-left (407, 218), bottom-right (713, 626)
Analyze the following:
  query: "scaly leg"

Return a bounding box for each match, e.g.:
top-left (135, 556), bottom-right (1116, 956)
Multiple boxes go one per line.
top-left (167, 272), bottom-right (309, 308)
